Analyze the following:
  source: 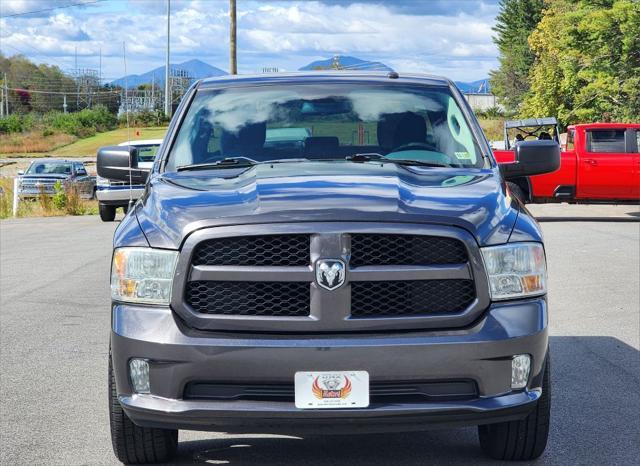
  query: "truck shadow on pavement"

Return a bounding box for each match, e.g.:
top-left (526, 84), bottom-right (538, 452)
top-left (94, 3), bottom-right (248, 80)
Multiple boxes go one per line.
top-left (154, 336), bottom-right (639, 466)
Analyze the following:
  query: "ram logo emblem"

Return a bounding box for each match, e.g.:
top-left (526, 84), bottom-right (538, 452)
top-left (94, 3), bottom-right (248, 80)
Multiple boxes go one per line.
top-left (315, 259), bottom-right (346, 291)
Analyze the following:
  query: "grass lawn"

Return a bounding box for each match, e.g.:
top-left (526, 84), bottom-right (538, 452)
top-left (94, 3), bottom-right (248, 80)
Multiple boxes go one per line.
top-left (52, 127), bottom-right (168, 157)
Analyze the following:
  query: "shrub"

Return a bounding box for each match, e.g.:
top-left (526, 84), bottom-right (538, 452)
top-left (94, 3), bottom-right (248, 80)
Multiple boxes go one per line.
top-left (50, 181), bottom-right (86, 215)
top-left (64, 185), bottom-right (85, 215)
top-left (474, 107), bottom-right (505, 119)
top-left (52, 181), bottom-right (66, 209)
top-left (38, 185), bottom-right (54, 213)
top-left (44, 105), bottom-right (117, 137)
top-left (0, 115), bottom-right (29, 134)
top-left (0, 178), bottom-right (13, 219)
top-left (118, 110), bottom-right (170, 127)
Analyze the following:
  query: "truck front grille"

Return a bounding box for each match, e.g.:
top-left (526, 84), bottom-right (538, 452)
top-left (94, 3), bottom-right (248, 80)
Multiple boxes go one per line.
top-left (177, 224), bottom-right (488, 331)
top-left (184, 380), bottom-right (478, 402)
top-left (193, 235), bottom-right (309, 266)
top-left (350, 234), bottom-right (468, 267)
top-left (351, 280), bottom-right (476, 318)
top-left (186, 281), bottom-right (310, 316)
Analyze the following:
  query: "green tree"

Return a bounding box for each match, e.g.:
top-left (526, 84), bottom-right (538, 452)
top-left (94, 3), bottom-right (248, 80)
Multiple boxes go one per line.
top-left (522, 0), bottom-right (640, 125)
top-left (0, 53), bottom-right (77, 113)
top-left (489, 0), bottom-right (545, 113)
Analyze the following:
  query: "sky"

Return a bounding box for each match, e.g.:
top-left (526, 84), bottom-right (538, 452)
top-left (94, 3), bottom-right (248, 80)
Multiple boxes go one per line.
top-left (0, 0), bottom-right (501, 83)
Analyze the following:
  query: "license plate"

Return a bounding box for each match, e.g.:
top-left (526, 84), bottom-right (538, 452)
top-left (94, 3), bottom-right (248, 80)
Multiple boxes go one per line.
top-left (295, 371), bottom-right (369, 409)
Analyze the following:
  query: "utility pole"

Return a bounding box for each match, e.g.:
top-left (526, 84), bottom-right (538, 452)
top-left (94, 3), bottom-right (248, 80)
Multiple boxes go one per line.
top-left (75, 47), bottom-right (80, 110)
top-left (0, 73), bottom-right (4, 118)
top-left (164, 0), bottom-right (171, 116)
top-left (3, 73), bottom-right (8, 116)
top-left (229, 0), bottom-right (237, 74)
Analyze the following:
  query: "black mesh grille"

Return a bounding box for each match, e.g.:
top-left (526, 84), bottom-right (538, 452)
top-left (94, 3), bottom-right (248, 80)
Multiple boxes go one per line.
top-left (351, 280), bottom-right (475, 317)
top-left (186, 281), bottom-right (310, 316)
top-left (192, 235), bottom-right (310, 266)
top-left (350, 234), bottom-right (467, 267)
top-left (184, 380), bottom-right (477, 402)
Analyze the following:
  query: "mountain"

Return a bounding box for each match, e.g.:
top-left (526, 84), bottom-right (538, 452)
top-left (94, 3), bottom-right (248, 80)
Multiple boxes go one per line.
top-left (111, 59), bottom-right (227, 88)
top-left (299, 57), bottom-right (490, 93)
top-left (454, 79), bottom-right (491, 93)
top-left (299, 55), bottom-right (394, 72)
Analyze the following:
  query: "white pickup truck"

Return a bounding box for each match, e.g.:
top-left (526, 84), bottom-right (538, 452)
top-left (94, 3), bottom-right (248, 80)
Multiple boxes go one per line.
top-left (95, 139), bottom-right (162, 221)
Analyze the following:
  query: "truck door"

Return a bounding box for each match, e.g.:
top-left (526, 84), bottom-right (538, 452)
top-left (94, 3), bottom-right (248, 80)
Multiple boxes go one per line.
top-left (578, 128), bottom-right (637, 199)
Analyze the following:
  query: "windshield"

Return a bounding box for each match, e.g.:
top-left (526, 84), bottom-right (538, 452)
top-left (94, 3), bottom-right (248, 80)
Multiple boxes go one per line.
top-left (26, 162), bottom-right (72, 175)
top-left (506, 125), bottom-right (558, 148)
top-left (165, 83), bottom-right (485, 171)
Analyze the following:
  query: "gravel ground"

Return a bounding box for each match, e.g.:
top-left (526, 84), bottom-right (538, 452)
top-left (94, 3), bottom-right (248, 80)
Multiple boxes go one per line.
top-left (1, 214), bottom-right (638, 465)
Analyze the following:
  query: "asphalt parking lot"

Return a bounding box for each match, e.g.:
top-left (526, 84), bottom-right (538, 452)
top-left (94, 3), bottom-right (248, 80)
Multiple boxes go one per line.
top-left (1, 213), bottom-right (639, 465)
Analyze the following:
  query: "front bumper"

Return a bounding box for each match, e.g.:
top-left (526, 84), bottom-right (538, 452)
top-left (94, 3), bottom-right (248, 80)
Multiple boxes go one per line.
top-left (111, 299), bottom-right (548, 434)
top-left (96, 185), bottom-right (144, 203)
top-left (18, 187), bottom-right (55, 198)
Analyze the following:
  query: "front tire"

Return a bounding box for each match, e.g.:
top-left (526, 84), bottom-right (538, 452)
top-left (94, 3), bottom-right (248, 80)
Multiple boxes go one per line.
top-left (478, 354), bottom-right (550, 461)
top-left (109, 354), bottom-right (178, 464)
top-left (99, 203), bottom-right (116, 222)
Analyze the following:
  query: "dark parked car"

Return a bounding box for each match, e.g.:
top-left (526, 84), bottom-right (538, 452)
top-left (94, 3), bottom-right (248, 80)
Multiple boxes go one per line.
top-left (17, 159), bottom-right (95, 199)
top-left (100, 72), bottom-right (560, 464)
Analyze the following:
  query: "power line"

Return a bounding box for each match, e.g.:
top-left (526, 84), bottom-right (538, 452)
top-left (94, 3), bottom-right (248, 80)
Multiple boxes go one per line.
top-left (7, 87), bottom-right (119, 95)
top-left (0, 0), bottom-right (104, 18)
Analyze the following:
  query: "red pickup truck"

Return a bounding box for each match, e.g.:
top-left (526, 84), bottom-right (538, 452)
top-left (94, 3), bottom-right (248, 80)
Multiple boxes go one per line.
top-left (493, 121), bottom-right (640, 203)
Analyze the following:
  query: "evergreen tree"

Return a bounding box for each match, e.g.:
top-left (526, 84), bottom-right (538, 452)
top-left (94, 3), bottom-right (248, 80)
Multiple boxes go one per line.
top-left (489, 0), bottom-right (545, 113)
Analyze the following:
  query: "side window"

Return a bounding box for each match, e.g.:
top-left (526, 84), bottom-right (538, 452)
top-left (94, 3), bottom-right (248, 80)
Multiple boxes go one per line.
top-left (587, 129), bottom-right (625, 153)
top-left (74, 163), bottom-right (85, 173)
top-left (636, 130), bottom-right (640, 153)
top-left (566, 130), bottom-right (575, 150)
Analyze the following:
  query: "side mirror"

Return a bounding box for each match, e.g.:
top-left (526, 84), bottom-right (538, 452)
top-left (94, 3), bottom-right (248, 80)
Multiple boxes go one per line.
top-left (500, 140), bottom-right (560, 180)
top-left (97, 146), bottom-right (149, 184)
top-left (17, 170), bottom-right (24, 176)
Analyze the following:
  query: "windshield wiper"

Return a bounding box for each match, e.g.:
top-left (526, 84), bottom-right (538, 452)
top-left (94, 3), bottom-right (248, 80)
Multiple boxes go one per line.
top-left (346, 153), bottom-right (385, 162)
top-left (345, 153), bottom-right (452, 168)
top-left (177, 157), bottom-right (258, 172)
top-left (382, 158), bottom-right (453, 168)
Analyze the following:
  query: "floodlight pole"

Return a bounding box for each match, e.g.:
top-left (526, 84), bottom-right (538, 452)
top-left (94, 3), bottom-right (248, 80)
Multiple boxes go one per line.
top-left (164, 0), bottom-right (171, 116)
top-left (229, 0), bottom-right (237, 74)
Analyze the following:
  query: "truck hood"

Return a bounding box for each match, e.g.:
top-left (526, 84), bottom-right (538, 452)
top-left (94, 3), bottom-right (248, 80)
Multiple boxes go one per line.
top-left (19, 174), bottom-right (70, 181)
top-left (135, 162), bottom-right (517, 249)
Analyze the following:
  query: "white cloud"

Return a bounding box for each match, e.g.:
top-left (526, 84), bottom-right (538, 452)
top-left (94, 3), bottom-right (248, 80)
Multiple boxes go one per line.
top-left (0, 0), bottom-right (499, 82)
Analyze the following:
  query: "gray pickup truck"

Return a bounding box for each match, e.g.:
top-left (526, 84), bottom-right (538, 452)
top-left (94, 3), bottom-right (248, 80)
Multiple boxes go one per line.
top-left (99, 72), bottom-right (560, 464)
top-left (17, 159), bottom-right (95, 199)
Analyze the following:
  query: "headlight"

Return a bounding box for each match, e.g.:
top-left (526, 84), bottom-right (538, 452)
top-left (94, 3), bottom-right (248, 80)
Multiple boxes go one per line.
top-left (96, 176), bottom-right (110, 187)
top-left (481, 242), bottom-right (547, 300)
top-left (111, 248), bottom-right (178, 304)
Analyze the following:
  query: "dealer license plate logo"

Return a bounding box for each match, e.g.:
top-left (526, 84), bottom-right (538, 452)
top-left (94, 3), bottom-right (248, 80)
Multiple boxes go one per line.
top-left (295, 371), bottom-right (369, 409)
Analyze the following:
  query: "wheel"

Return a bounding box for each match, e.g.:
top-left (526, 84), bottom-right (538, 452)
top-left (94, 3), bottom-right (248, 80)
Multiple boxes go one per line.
top-left (478, 354), bottom-right (550, 461)
top-left (109, 353), bottom-right (178, 464)
top-left (99, 203), bottom-right (116, 222)
top-left (507, 182), bottom-right (528, 204)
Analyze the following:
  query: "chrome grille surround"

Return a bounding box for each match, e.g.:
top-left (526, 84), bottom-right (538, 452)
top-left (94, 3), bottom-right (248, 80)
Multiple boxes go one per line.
top-left (171, 223), bottom-right (490, 332)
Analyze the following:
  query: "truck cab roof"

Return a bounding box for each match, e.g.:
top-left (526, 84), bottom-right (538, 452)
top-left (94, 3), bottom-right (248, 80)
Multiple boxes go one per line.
top-left (197, 71), bottom-right (453, 89)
